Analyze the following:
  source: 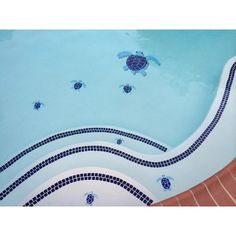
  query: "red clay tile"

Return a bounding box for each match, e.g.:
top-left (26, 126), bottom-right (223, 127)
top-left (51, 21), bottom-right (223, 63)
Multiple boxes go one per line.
top-left (227, 161), bottom-right (236, 179)
top-left (161, 197), bottom-right (179, 206)
top-left (178, 191), bottom-right (198, 206)
top-left (151, 202), bottom-right (162, 206)
top-left (217, 172), bottom-right (236, 201)
top-left (204, 176), bottom-right (235, 206)
top-left (192, 183), bottom-right (217, 206)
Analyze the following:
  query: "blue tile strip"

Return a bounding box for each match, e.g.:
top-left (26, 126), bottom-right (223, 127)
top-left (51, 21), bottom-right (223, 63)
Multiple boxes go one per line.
top-left (23, 172), bottom-right (154, 206)
top-left (0, 127), bottom-right (167, 173)
top-left (0, 62), bottom-right (235, 201)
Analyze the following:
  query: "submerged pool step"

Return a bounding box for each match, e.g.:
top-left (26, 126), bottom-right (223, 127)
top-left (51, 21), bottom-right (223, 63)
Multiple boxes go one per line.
top-left (0, 127), bottom-right (168, 173)
top-left (23, 172), bottom-right (154, 206)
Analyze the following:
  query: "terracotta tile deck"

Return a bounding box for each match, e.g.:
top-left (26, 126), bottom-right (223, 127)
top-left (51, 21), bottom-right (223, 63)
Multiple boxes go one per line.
top-left (151, 159), bottom-right (236, 206)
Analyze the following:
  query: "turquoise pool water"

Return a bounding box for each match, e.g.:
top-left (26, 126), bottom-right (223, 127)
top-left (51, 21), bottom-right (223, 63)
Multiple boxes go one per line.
top-left (1, 30), bottom-right (236, 164)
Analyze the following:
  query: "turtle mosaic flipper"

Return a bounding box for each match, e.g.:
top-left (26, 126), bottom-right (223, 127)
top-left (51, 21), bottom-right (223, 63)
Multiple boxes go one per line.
top-left (139, 69), bottom-right (147, 76)
top-left (123, 65), bottom-right (129, 71)
top-left (117, 50), bottom-right (160, 76)
top-left (117, 51), bottom-right (132, 59)
top-left (146, 55), bottom-right (161, 66)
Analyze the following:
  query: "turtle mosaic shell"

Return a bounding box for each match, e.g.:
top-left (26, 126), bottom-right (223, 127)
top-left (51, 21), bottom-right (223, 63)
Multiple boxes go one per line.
top-left (126, 55), bottom-right (148, 71)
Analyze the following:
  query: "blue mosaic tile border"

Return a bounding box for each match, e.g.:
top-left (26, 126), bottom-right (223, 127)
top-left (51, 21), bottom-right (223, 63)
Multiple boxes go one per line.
top-left (23, 172), bottom-right (154, 206)
top-left (0, 62), bottom-right (235, 201)
top-left (0, 127), bottom-right (167, 173)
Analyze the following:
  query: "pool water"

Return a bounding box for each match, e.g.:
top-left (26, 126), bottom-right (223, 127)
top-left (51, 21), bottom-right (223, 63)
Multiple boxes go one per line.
top-left (0, 30), bottom-right (236, 206)
top-left (1, 30), bottom-right (236, 162)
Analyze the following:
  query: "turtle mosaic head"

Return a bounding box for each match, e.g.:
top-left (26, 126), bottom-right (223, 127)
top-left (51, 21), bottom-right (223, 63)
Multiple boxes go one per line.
top-left (135, 51), bottom-right (144, 56)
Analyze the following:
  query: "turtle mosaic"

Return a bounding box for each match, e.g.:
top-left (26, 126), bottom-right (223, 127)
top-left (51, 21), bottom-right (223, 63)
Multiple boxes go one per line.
top-left (71, 80), bottom-right (86, 91)
top-left (157, 175), bottom-right (174, 191)
top-left (116, 138), bottom-right (124, 145)
top-left (33, 101), bottom-right (44, 110)
top-left (84, 192), bottom-right (98, 206)
top-left (117, 51), bottom-right (160, 76)
top-left (120, 84), bottom-right (135, 94)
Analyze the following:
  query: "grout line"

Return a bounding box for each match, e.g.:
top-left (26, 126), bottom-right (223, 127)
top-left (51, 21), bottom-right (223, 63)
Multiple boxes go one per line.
top-left (202, 183), bottom-right (219, 206)
top-left (176, 196), bottom-right (181, 206)
top-left (189, 190), bottom-right (200, 206)
top-left (216, 175), bottom-right (236, 205)
top-left (227, 168), bottom-right (236, 181)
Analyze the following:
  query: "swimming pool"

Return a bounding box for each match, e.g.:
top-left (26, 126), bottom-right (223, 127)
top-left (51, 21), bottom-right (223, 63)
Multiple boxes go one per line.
top-left (0, 30), bottom-right (236, 206)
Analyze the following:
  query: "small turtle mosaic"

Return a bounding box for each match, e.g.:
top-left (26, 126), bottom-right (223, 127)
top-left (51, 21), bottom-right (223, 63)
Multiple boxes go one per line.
top-left (84, 192), bottom-right (98, 206)
top-left (33, 101), bottom-right (44, 110)
top-left (157, 175), bottom-right (174, 191)
top-left (116, 138), bottom-right (124, 145)
top-left (71, 80), bottom-right (86, 91)
top-left (120, 84), bottom-right (135, 94)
